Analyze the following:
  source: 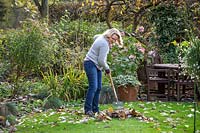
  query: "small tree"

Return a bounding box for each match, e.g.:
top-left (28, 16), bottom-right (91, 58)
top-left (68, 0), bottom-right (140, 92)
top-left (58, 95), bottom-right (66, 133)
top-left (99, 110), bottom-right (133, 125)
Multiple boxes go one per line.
top-left (184, 38), bottom-right (200, 80)
top-left (181, 36), bottom-right (200, 133)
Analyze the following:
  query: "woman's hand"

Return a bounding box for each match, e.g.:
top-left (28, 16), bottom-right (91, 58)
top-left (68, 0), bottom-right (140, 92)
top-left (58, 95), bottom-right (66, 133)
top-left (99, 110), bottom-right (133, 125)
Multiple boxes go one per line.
top-left (105, 69), bottom-right (110, 75)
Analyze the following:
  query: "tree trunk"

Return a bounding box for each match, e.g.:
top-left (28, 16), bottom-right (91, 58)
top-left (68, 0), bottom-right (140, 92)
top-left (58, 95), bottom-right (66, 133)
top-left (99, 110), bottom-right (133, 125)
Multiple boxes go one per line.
top-left (33, 0), bottom-right (49, 18)
top-left (41, 0), bottom-right (48, 18)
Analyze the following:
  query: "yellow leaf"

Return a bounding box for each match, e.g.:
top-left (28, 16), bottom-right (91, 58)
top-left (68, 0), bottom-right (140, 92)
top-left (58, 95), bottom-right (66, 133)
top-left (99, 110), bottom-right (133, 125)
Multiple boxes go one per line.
top-left (92, 0), bottom-right (95, 6)
top-left (15, 1), bottom-right (23, 7)
top-left (136, 0), bottom-right (141, 8)
top-left (180, 41), bottom-right (189, 47)
top-left (108, 107), bottom-right (114, 113)
top-left (171, 40), bottom-right (177, 46)
top-left (82, 2), bottom-right (84, 6)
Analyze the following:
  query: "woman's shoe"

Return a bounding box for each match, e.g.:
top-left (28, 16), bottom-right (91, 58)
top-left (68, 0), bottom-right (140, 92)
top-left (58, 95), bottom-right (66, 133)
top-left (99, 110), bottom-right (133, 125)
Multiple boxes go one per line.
top-left (85, 111), bottom-right (94, 117)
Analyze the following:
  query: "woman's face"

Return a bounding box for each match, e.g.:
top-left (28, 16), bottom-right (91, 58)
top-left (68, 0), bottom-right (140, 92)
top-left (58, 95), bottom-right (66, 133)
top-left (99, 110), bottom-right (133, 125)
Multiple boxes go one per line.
top-left (109, 34), bottom-right (119, 44)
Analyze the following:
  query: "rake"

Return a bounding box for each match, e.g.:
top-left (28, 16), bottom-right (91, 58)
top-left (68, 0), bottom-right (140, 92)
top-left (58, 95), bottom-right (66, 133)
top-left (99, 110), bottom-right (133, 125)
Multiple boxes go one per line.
top-left (109, 73), bottom-right (124, 110)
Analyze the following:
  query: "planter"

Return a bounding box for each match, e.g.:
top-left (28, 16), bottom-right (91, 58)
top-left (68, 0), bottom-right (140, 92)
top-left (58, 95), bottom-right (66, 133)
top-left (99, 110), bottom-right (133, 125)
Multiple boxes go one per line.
top-left (117, 85), bottom-right (139, 102)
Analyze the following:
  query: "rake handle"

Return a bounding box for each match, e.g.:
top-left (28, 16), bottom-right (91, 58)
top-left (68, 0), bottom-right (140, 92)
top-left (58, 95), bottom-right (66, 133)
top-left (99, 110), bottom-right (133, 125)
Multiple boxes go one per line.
top-left (109, 73), bottom-right (119, 102)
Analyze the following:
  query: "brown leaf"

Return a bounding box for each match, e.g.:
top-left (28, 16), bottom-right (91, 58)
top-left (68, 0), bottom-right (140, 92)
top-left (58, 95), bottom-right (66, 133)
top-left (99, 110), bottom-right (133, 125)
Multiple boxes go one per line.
top-left (96, 112), bottom-right (112, 121)
top-left (130, 109), bottom-right (142, 117)
top-left (118, 110), bottom-right (127, 120)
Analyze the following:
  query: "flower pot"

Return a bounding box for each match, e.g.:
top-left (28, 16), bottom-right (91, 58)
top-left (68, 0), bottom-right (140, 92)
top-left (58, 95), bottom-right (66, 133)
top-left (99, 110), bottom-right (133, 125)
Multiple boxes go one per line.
top-left (117, 85), bottom-right (139, 102)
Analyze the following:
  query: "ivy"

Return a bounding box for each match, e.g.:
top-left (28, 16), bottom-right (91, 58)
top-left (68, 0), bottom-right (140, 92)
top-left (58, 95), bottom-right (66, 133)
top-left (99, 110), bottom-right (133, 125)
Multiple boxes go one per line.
top-left (149, 3), bottom-right (187, 46)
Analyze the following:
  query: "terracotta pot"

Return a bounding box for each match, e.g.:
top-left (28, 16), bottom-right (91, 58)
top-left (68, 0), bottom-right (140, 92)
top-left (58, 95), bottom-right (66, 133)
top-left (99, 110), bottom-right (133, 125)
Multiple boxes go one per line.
top-left (117, 85), bottom-right (139, 102)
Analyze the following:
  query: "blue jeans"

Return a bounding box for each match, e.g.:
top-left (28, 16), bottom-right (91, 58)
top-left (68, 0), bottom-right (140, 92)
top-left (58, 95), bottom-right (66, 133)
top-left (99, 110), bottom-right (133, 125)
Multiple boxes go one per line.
top-left (84, 60), bottom-right (102, 113)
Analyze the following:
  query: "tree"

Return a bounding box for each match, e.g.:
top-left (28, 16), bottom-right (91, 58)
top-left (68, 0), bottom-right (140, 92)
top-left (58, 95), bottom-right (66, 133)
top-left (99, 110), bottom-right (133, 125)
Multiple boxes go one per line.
top-left (12, 0), bottom-right (49, 19)
top-left (33, 0), bottom-right (49, 18)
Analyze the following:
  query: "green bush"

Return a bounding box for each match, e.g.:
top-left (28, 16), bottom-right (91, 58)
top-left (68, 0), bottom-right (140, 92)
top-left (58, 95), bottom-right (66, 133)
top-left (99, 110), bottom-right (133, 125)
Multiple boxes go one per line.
top-left (184, 38), bottom-right (200, 79)
top-left (43, 96), bottom-right (63, 109)
top-left (109, 37), bottom-right (144, 77)
top-left (50, 13), bottom-right (108, 73)
top-left (42, 66), bottom-right (87, 102)
top-left (148, 3), bottom-right (188, 63)
top-left (0, 82), bottom-right (13, 99)
top-left (149, 3), bottom-right (187, 46)
top-left (113, 75), bottom-right (141, 88)
top-left (20, 80), bottom-right (48, 96)
top-left (61, 66), bottom-right (87, 101)
top-left (1, 20), bottom-right (58, 77)
top-left (0, 61), bottom-right (11, 81)
top-left (42, 68), bottom-right (61, 98)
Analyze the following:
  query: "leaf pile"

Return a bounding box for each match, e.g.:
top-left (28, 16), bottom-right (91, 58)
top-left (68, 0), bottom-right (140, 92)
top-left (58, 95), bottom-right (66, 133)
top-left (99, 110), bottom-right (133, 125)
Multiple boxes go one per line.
top-left (96, 107), bottom-right (152, 122)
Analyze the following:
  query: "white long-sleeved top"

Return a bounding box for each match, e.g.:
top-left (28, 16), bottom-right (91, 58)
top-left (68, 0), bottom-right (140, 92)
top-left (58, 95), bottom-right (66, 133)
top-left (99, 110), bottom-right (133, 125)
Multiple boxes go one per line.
top-left (84, 35), bottom-right (110, 70)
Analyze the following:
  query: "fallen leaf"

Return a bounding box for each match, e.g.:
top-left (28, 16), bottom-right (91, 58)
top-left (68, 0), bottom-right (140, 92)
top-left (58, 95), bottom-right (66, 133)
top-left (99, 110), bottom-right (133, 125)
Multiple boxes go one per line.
top-left (143, 111), bottom-right (149, 114)
top-left (166, 117), bottom-right (173, 122)
top-left (187, 114), bottom-right (193, 118)
top-left (184, 125), bottom-right (189, 128)
top-left (48, 112), bottom-right (55, 116)
top-left (108, 107), bottom-right (114, 113)
top-left (152, 107), bottom-right (156, 110)
top-left (160, 112), bottom-right (168, 116)
top-left (138, 104), bottom-right (145, 108)
top-left (169, 110), bottom-right (176, 114)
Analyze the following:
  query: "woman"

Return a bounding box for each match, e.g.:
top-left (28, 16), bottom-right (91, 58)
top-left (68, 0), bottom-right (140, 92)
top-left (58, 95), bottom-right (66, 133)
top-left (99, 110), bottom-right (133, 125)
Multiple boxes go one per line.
top-left (83, 28), bottom-right (123, 116)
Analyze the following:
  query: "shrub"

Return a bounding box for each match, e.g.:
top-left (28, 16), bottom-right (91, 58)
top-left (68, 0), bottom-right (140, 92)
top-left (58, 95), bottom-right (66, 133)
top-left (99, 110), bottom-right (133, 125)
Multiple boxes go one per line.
top-left (1, 20), bottom-right (58, 78)
top-left (183, 38), bottom-right (200, 79)
top-left (148, 3), bottom-right (188, 63)
top-left (61, 66), bottom-right (87, 101)
top-left (43, 97), bottom-right (63, 109)
top-left (50, 14), bottom-right (108, 73)
top-left (42, 66), bottom-right (87, 102)
top-left (109, 38), bottom-right (144, 77)
top-left (113, 75), bottom-right (141, 88)
top-left (0, 82), bottom-right (13, 99)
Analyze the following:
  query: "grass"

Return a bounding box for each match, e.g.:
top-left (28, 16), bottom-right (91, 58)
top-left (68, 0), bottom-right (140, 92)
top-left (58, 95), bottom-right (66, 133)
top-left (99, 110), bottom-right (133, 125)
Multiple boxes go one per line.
top-left (16, 101), bottom-right (200, 133)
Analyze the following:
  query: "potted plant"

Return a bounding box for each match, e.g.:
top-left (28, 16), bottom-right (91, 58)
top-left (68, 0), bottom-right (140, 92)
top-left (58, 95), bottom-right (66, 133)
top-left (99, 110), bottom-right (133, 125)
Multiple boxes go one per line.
top-left (113, 74), bottom-right (141, 102)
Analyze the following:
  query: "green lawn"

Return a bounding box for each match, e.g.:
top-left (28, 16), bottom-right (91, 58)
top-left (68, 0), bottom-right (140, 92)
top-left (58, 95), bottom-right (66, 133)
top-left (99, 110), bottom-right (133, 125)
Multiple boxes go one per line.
top-left (16, 101), bottom-right (200, 133)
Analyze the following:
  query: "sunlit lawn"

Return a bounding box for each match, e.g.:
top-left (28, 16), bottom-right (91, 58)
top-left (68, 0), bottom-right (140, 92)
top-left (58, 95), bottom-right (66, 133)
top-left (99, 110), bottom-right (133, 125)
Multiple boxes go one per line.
top-left (16, 101), bottom-right (200, 133)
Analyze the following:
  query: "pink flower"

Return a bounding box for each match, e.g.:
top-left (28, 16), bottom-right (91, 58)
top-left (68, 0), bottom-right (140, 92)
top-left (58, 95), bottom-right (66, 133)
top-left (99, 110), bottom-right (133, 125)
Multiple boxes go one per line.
top-left (135, 42), bottom-right (145, 54)
top-left (129, 55), bottom-right (136, 60)
top-left (138, 26), bottom-right (144, 33)
top-left (138, 47), bottom-right (145, 54)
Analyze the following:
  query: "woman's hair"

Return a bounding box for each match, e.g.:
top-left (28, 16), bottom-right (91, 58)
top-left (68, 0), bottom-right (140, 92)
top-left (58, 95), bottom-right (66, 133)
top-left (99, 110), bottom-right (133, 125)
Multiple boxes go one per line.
top-left (102, 28), bottom-right (123, 46)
